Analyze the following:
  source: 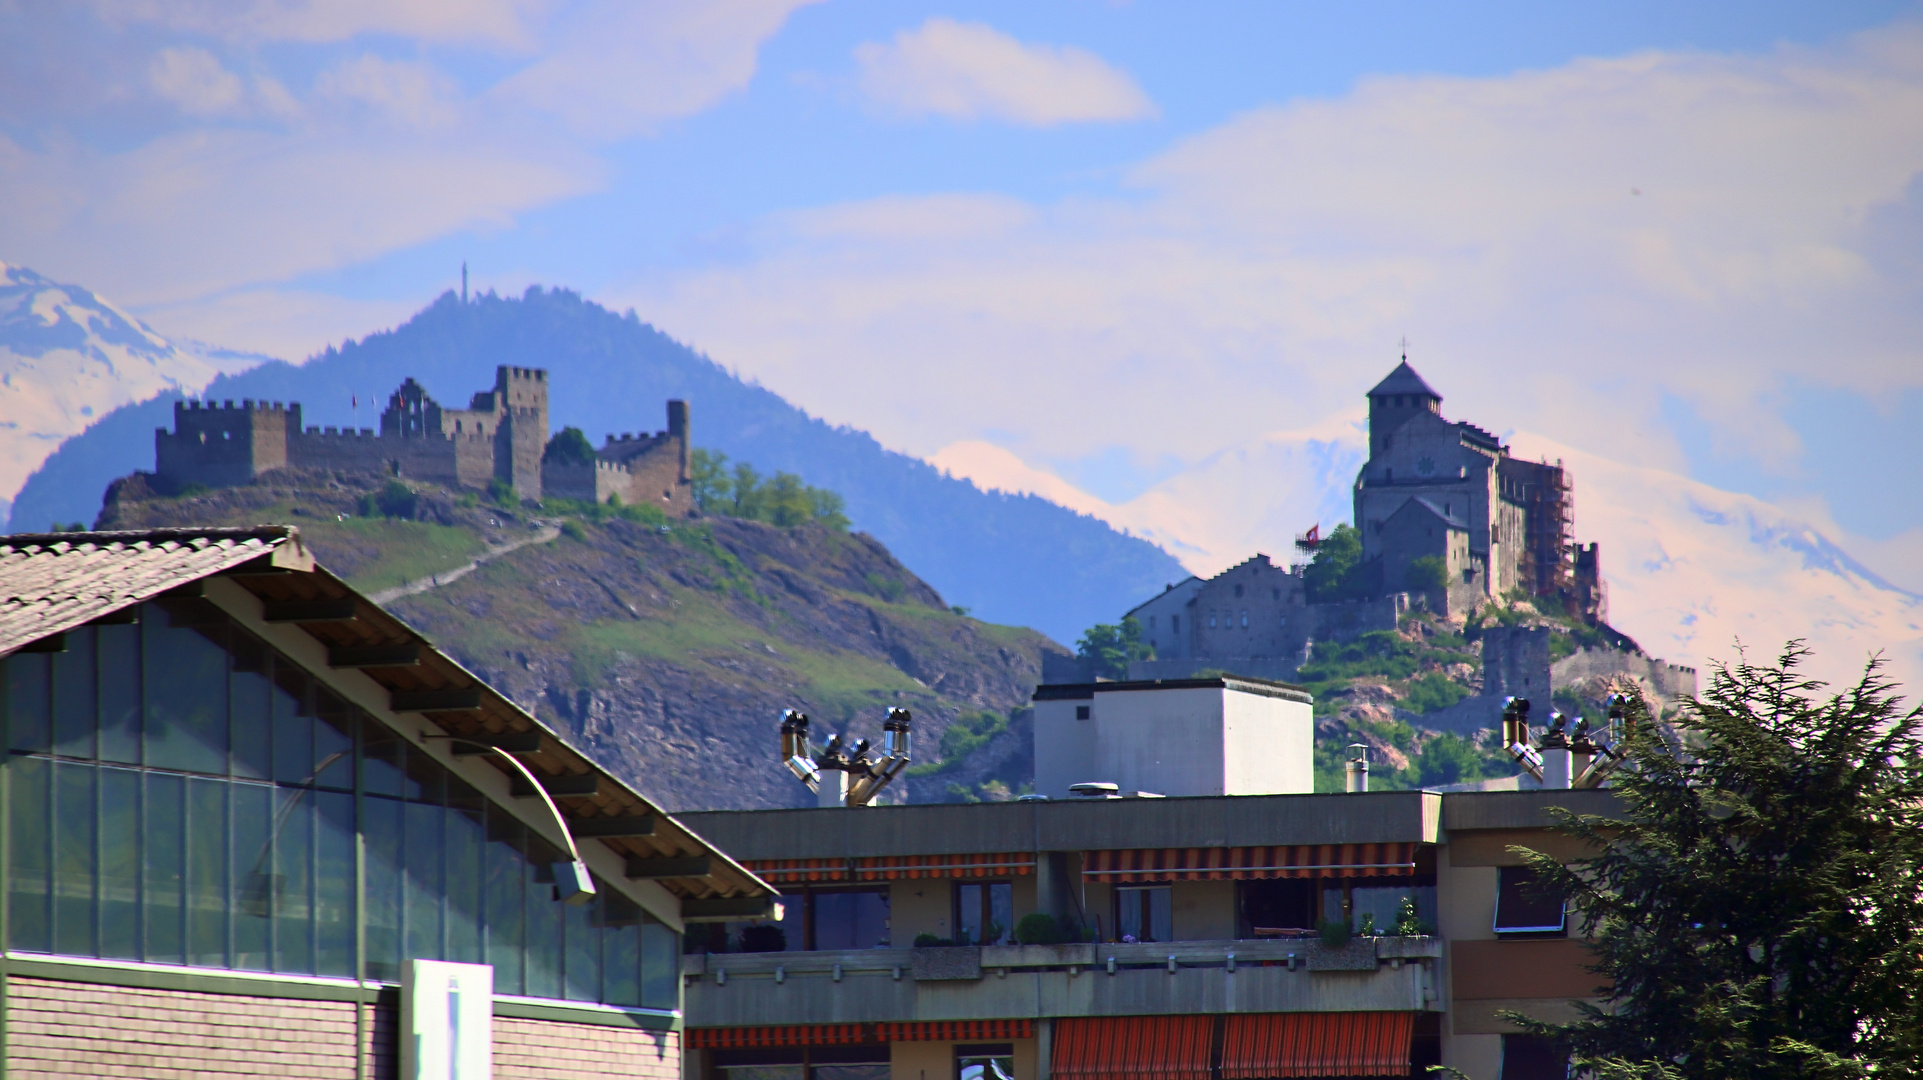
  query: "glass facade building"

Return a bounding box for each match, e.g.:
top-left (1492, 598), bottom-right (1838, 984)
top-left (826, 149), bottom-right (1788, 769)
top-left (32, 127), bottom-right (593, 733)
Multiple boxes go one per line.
top-left (3, 598), bottom-right (677, 1009)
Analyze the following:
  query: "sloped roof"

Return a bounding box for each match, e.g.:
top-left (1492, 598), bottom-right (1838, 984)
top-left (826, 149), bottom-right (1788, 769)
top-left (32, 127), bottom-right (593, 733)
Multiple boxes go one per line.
top-left (1367, 360), bottom-right (1442, 400)
top-left (0, 527), bottom-right (308, 655)
top-left (0, 525), bottom-right (773, 910)
top-left (1391, 496), bottom-right (1468, 530)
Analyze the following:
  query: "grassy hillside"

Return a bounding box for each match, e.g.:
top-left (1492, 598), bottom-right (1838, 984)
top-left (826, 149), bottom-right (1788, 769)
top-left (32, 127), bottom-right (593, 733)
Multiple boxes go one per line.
top-left (16, 286), bottom-right (1187, 644)
top-left (99, 469), bottom-right (1060, 811)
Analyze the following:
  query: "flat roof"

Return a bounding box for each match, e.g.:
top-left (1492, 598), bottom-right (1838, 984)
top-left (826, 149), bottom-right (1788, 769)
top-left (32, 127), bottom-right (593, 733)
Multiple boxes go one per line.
top-left (1033, 675), bottom-right (1312, 704)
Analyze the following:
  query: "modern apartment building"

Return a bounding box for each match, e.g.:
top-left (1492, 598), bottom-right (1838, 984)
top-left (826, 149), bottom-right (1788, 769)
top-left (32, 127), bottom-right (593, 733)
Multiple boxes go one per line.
top-left (678, 679), bottom-right (1609, 1080)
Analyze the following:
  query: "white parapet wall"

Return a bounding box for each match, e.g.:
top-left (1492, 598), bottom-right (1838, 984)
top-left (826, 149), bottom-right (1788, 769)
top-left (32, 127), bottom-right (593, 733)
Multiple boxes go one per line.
top-left (1034, 677), bottom-right (1313, 799)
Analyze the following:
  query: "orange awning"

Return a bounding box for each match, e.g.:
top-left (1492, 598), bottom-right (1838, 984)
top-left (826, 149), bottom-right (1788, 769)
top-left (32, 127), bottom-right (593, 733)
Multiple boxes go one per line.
top-left (691, 1020), bottom-right (1033, 1048)
top-left (745, 853), bottom-right (1036, 885)
top-left (1052, 1017), bottom-right (1213, 1080)
top-left (1081, 844), bottom-right (1417, 882)
top-left (688, 1025), bottom-right (869, 1049)
top-left (1222, 1013), bottom-right (1414, 1078)
top-left (879, 1020), bottom-right (1033, 1042)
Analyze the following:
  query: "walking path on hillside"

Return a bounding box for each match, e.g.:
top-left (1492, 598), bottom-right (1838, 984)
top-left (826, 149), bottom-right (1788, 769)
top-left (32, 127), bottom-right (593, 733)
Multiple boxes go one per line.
top-left (368, 523), bottom-right (561, 605)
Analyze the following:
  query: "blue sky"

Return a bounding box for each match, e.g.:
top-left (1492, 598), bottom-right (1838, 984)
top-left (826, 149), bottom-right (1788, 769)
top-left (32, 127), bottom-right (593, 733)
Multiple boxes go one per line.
top-left (2, 0), bottom-right (1920, 585)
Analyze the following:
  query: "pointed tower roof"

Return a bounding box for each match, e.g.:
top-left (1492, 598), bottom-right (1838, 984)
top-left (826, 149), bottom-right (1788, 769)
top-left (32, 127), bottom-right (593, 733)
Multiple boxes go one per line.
top-left (1367, 360), bottom-right (1441, 401)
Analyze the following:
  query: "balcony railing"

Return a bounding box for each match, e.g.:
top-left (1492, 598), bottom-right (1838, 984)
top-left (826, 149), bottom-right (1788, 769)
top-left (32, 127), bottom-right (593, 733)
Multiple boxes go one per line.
top-left (683, 938), bottom-right (1441, 1028)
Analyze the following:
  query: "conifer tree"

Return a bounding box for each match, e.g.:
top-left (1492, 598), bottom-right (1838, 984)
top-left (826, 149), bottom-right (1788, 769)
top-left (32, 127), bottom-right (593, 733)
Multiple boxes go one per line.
top-left (1516, 644), bottom-right (1923, 1079)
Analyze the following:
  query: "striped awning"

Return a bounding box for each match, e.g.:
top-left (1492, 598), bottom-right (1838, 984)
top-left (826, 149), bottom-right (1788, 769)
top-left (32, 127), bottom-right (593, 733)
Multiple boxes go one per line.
top-left (879, 1020), bottom-right (1033, 1043)
top-left (690, 1020), bottom-right (1032, 1048)
top-left (1053, 1017), bottom-right (1213, 1080)
top-left (745, 853), bottom-right (1036, 885)
top-left (1081, 844), bottom-right (1417, 882)
top-left (689, 1025), bottom-right (869, 1049)
top-left (1221, 1013), bottom-right (1414, 1078)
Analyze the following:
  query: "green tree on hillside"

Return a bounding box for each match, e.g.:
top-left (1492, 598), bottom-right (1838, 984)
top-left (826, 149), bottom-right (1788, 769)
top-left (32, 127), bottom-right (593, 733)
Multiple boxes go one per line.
top-left (1518, 645), bottom-right (1923, 1078)
top-left (688, 448), bottom-right (850, 530)
top-left (1405, 555), bottom-right (1448, 593)
top-left (1303, 523), bottom-right (1372, 601)
top-left (1076, 617), bottom-right (1153, 680)
top-left (544, 426), bottom-right (597, 467)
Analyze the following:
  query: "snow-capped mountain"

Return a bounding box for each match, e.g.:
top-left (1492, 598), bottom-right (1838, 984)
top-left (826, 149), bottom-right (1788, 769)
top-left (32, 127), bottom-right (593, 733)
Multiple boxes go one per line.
top-left (0, 263), bottom-right (268, 524)
top-left (934, 426), bottom-right (1923, 696)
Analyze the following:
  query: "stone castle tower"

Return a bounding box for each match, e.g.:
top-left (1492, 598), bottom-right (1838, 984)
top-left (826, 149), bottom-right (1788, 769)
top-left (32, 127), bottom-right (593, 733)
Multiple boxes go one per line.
top-left (154, 367), bottom-right (692, 514)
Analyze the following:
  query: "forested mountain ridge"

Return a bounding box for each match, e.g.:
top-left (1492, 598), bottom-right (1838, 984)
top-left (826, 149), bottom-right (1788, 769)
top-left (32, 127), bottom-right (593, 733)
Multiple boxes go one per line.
top-left (13, 286), bottom-right (1187, 644)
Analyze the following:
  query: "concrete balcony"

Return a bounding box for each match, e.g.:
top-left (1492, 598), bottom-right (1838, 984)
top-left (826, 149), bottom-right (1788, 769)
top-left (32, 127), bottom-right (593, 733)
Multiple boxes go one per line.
top-left (683, 938), bottom-right (1442, 1028)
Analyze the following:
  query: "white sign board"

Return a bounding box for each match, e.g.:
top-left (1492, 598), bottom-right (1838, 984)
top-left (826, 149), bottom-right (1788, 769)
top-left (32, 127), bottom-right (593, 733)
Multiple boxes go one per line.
top-left (402, 959), bottom-right (493, 1080)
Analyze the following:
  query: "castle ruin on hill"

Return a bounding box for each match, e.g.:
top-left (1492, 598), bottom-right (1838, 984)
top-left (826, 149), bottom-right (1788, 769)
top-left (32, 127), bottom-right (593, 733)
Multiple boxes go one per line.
top-left (152, 366), bottom-right (693, 514)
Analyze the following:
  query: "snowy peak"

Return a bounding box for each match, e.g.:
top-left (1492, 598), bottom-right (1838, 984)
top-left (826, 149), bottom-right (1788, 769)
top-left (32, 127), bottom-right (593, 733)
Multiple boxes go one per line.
top-left (0, 263), bottom-right (270, 522)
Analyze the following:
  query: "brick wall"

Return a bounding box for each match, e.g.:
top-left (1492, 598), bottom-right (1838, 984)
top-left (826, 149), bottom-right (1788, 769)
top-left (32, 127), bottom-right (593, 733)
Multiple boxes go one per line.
top-left (5, 976), bottom-right (362, 1079)
top-left (495, 1016), bottom-right (680, 1080)
top-left (5, 975), bottom-right (680, 1080)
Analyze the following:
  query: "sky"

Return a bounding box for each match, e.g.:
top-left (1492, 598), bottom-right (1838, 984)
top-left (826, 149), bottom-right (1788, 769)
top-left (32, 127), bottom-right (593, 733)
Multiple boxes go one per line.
top-left (4, 0), bottom-right (1922, 598)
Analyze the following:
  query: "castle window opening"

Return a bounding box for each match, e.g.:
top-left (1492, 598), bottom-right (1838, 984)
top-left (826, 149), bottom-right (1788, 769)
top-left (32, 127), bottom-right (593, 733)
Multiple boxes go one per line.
top-left (1233, 584), bottom-right (1244, 598)
top-left (1170, 616), bottom-right (1179, 633)
top-left (1209, 614), bottom-right (1217, 628)
top-left (1240, 611), bottom-right (1249, 628)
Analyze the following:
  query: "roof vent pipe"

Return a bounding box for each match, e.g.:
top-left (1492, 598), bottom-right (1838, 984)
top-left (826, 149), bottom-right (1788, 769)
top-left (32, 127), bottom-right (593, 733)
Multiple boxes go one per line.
top-left (1540, 712), bottom-right (1573, 790)
top-left (1345, 744), bottom-right (1370, 793)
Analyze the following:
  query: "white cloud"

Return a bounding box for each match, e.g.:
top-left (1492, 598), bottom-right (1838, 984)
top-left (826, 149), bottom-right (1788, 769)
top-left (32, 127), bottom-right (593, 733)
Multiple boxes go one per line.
top-left (149, 46), bottom-right (247, 117)
top-left (494, 0), bottom-right (823, 138)
top-left (95, 0), bottom-right (547, 49)
top-left (625, 22), bottom-right (1923, 499)
top-left (316, 55), bottom-right (463, 129)
top-left (854, 18), bottom-right (1155, 126)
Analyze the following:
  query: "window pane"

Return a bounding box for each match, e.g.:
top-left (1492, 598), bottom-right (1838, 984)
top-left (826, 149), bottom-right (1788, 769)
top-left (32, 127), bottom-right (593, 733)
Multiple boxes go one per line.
top-left (143, 609), bottom-right (228, 774)
top-left (956, 883), bottom-right (981, 945)
top-left (814, 889), bottom-right (891, 951)
top-left (564, 892), bottom-right (602, 1001)
top-left (363, 795), bottom-right (403, 983)
top-left (402, 741), bottom-right (443, 805)
top-left (187, 777), bottom-right (229, 967)
top-left (52, 627), bottom-right (97, 759)
top-left (601, 892), bottom-right (641, 1007)
top-left (8, 653), bottom-right (51, 753)
top-left (232, 781), bottom-right (274, 971)
top-left (314, 789), bottom-right (356, 978)
top-left (53, 761), bottom-right (97, 957)
top-left (274, 788), bottom-right (315, 974)
top-left (7, 755), bottom-right (51, 951)
top-left (229, 634), bottom-right (271, 780)
top-left (640, 919), bottom-right (677, 1010)
top-left (1117, 887), bottom-right (1171, 943)
top-left (1495, 867), bottom-right (1566, 934)
top-left (271, 666), bottom-right (314, 785)
top-left (484, 805), bottom-right (526, 995)
top-left (524, 836), bottom-right (564, 1000)
top-left (312, 692), bottom-right (355, 791)
top-left (145, 772), bottom-right (186, 964)
top-left (97, 622), bottom-right (141, 764)
top-left (445, 788), bottom-right (485, 965)
top-left (362, 726), bottom-right (405, 799)
top-left (1353, 884), bottom-right (1436, 936)
top-left (988, 882), bottom-right (1011, 946)
top-left (404, 799), bottom-right (445, 963)
top-left (99, 766), bottom-right (141, 959)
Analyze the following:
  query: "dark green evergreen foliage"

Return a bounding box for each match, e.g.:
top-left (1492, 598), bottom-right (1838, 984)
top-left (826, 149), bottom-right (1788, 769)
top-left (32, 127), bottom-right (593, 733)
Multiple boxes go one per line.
top-left (16, 287), bottom-right (1184, 642)
top-left (357, 479), bottom-right (418, 519)
top-left (690, 448), bottom-right (849, 530)
top-left (1075, 616), bottom-right (1153, 679)
top-left (1015, 913), bottom-right (1062, 945)
top-left (1410, 732), bottom-right (1495, 787)
top-left (1303, 523), bottom-right (1371, 600)
top-left (544, 425), bottom-right (597, 466)
top-left (1405, 555), bottom-right (1448, 592)
top-left (1518, 645), bottom-right (1923, 1079)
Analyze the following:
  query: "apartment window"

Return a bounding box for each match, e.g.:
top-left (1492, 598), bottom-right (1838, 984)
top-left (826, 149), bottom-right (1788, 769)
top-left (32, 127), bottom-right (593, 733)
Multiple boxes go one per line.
top-left (1493, 866), bottom-right (1566, 936)
top-left (957, 1044), bottom-right (1015, 1080)
top-left (1115, 886), bottom-right (1172, 943)
top-left (1500, 1035), bottom-right (1570, 1080)
top-left (955, 881), bottom-right (1012, 946)
top-left (1075, 706), bottom-right (1090, 721)
top-left (811, 887), bottom-right (892, 950)
top-left (711, 1046), bottom-right (890, 1080)
top-left (1238, 879), bottom-right (1314, 938)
